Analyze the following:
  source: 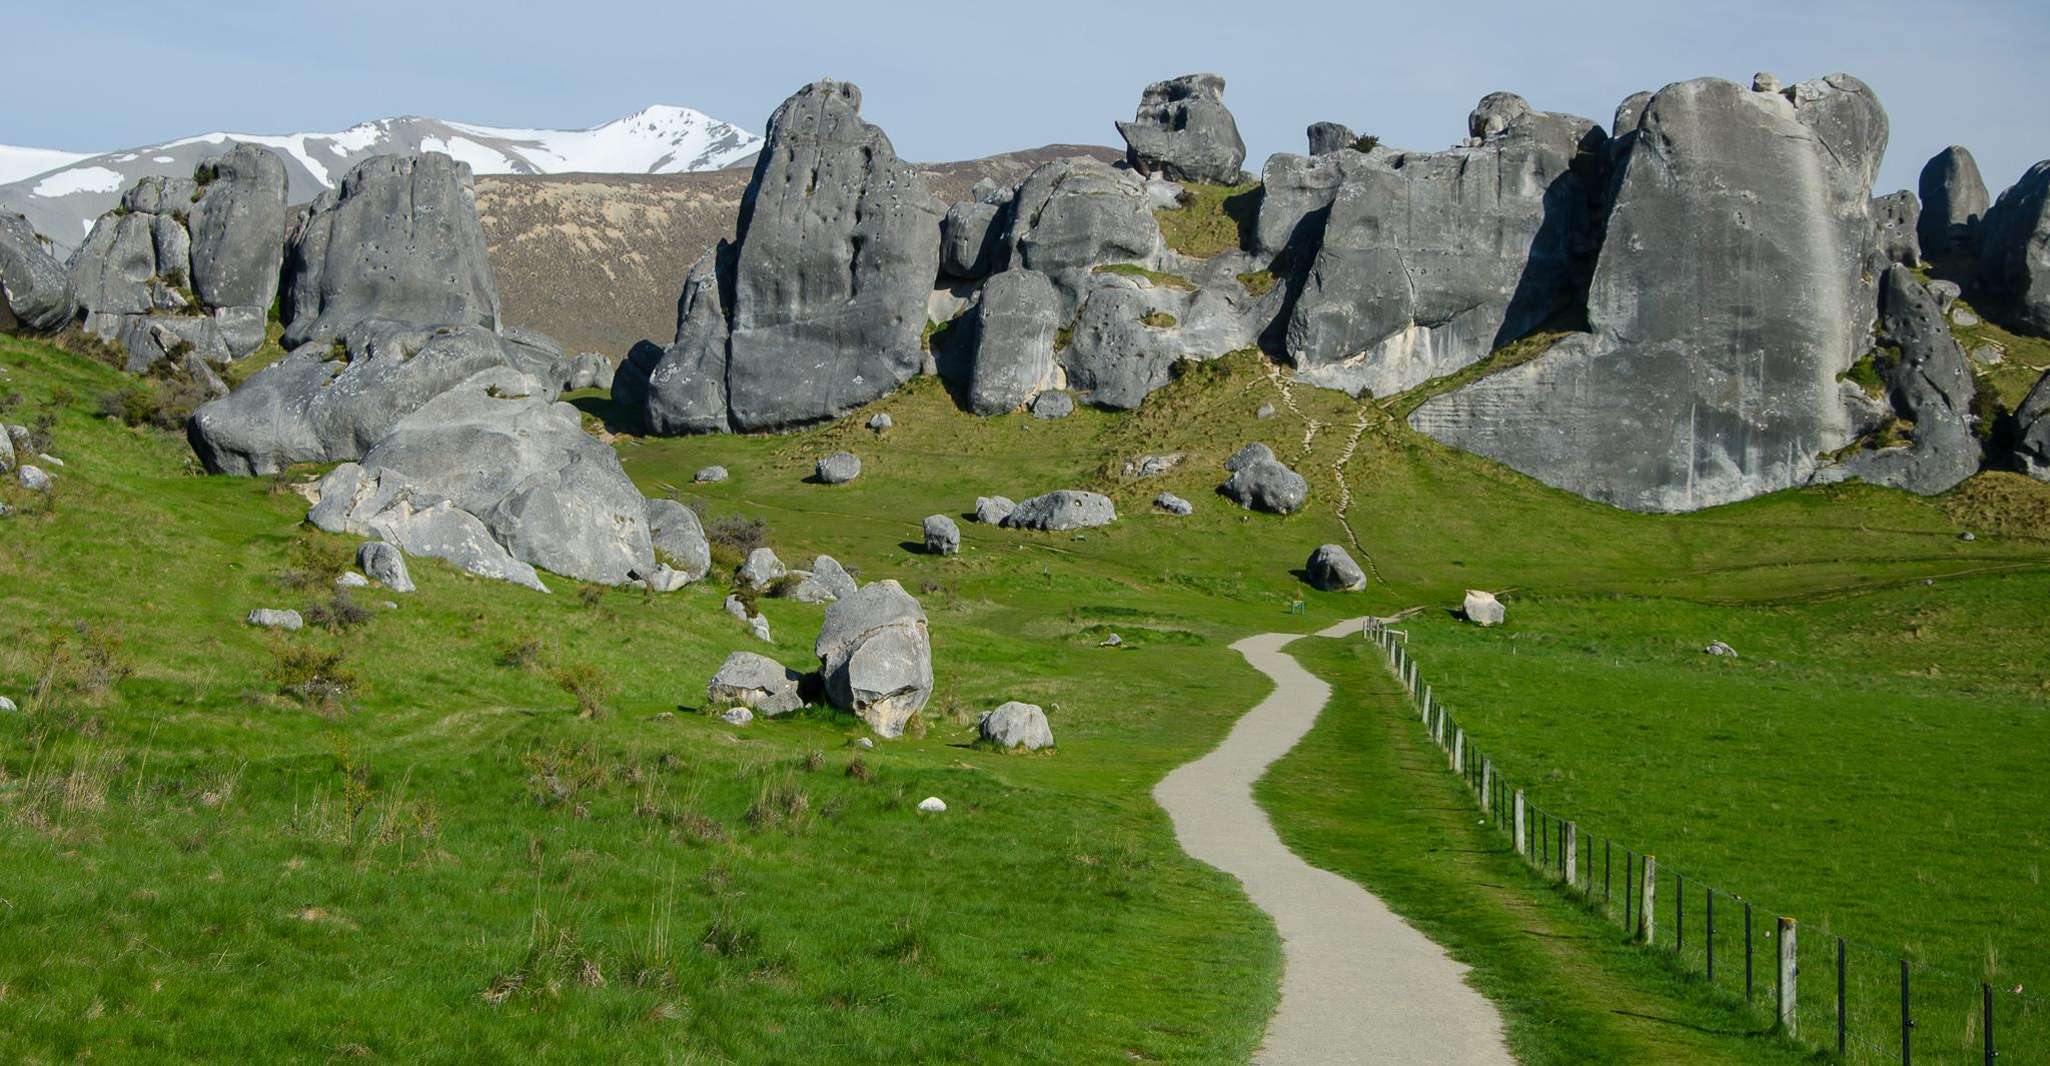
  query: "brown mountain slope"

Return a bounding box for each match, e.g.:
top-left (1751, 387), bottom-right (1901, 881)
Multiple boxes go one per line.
top-left (475, 144), bottom-right (1122, 359)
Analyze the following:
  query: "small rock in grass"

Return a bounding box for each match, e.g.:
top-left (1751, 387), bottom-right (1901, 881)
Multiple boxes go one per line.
top-left (36, 453), bottom-right (63, 467)
top-left (247, 608), bottom-right (303, 630)
top-left (719, 706), bottom-right (754, 726)
top-left (335, 571), bottom-right (370, 588)
top-left (1970, 345), bottom-right (2002, 366)
top-left (868, 412), bottom-right (893, 431)
top-left (1256, 402), bottom-right (1275, 419)
top-left (17, 465), bottom-right (52, 492)
top-left (1029, 390), bottom-right (1074, 420)
top-left (917, 796), bottom-right (947, 813)
top-left (707, 650), bottom-right (804, 716)
top-left (979, 701), bottom-right (1054, 750)
top-left (749, 615), bottom-right (772, 643)
top-left (1099, 633), bottom-right (1123, 648)
top-left (724, 594), bottom-right (750, 621)
top-left (643, 564), bottom-right (691, 592)
top-left (849, 736), bottom-right (875, 750)
top-left (974, 495), bottom-right (1016, 524)
top-left (1122, 453), bottom-right (1182, 478)
top-left (1462, 590), bottom-right (1505, 627)
top-left (1704, 640), bottom-right (1738, 658)
top-left (1959, 531), bottom-right (1976, 542)
top-left (0, 695), bottom-right (17, 713)
top-left (1951, 308), bottom-right (1980, 328)
top-left (694, 465), bottom-right (729, 483)
top-left (814, 451), bottom-right (861, 484)
top-left (1154, 492), bottom-right (1193, 516)
top-left (924, 514), bottom-right (960, 555)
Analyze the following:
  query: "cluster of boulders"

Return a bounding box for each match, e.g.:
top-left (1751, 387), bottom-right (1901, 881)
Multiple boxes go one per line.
top-left (1221, 442), bottom-right (1307, 513)
top-left (592, 70), bottom-right (2050, 511)
top-left (1, 422), bottom-right (58, 509)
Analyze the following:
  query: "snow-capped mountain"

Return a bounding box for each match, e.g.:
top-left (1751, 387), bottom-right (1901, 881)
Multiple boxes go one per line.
top-left (0, 105), bottom-right (761, 252)
top-left (0, 145), bottom-right (96, 186)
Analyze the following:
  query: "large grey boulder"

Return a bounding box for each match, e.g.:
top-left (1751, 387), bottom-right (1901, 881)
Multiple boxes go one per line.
top-left (563, 352), bottom-right (614, 392)
top-left (366, 498), bottom-right (548, 592)
top-left (978, 701), bottom-right (1054, 750)
top-left (1227, 441), bottom-right (1276, 472)
top-left (187, 320), bottom-right (561, 476)
top-left (1820, 268), bottom-right (1979, 495)
top-left (973, 495), bottom-right (1016, 524)
top-left (814, 579), bottom-right (933, 738)
top-left (626, 81), bottom-right (942, 434)
top-left (788, 554), bottom-right (858, 603)
top-left (1412, 75), bottom-right (1890, 512)
top-left (1252, 147), bottom-right (1382, 264)
top-left (923, 514), bottom-right (960, 555)
top-left (356, 541), bottom-right (415, 593)
top-left (1286, 95), bottom-right (1606, 398)
top-left (1918, 146), bottom-right (1990, 260)
top-left (633, 244), bottom-right (734, 434)
top-left (644, 497), bottom-right (711, 581)
top-left (0, 213), bottom-right (75, 332)
top-left (2014, 371), bottom-right (2050, 480)
top-left (739, 546), bottom-right (786, 589)
top-left (940, 199), bottom-right (1005, 280)
top-left (1976, 160), bottom-right (2050, 337)
top-left (814, 450), bottom-right (861, 484)
top-left (1222, 457), bottom-right (1309, 514)
top-left (188, 144), bottom-right (288, 313)
top-left (999, 160), bottom-right (1163, 314)
top-left (965, 269), bottom-right (1060, 414)
top-left (706, 650), bottom-right (804, 716)
top-left (1463, 590), bottom-right (1506, 627)
top-left (1002, 490), bottom-right (1116, 531)
top-left (1305, 543), bottom-right (1366, 591)
top-left (1307, 122), bottom-right (1357, 156)
top-left (302, 367), bottom-right (651, 586)
top-left (281, 152), bottom-right (500, 347)
top-left (1115, 73), bottom-right (1247, 185)
top-left (1872, 191), bottom-right (1922, 267)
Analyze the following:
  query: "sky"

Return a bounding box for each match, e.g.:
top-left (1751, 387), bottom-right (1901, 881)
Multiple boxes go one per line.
top-left (6, 0), bottom-right (2046, 196)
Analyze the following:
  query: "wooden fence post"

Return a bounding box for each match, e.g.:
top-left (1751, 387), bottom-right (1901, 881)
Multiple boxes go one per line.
top-left (1513, 790), bottom-right (1527, 857)
top-left (1481, 759), bottom-right (1493, 808)
top-left (1778, 917), bottom-right (1799, 1035)
top-left (1641, 855), bottom-right (1658, 945)
top-left (1451, 727), bottom-right (1464, 773)
top-left (1564, 821), bottom-right (1579, 888)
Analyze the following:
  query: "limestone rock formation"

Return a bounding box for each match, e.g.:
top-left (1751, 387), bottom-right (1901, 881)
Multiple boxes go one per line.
top-left (814, 580), bottom-right (933, 738)
top-left (2014, 371), bottom-right (2050, 480)
top-left (739, 547), bottom-right (785, 589)
top-left (1918, 146), bottom-right (1990, 260)
top-left (1116, 74), bottom-right (1247, 185)
top-left (1002, 490), bottom-right (1116, 531)
top-left (0, 213), bottom-right (75, 332)
top-left (814, 451), bottom-right (861, 484)
top-left (69, 146), bottom-right (288, 367)
top-left (1154, 491), bottom-right (1193, 516)
top-left (1284, 93), bottom-right (1606, 398)
top-left (282, 152), bottom-right (500, 347)
top-left (999, 160), bottom-right (1164, 316)
top-left (978, 701), bottom-right (1054, 750)
top-left (1305, 544), bottom-right (1366, 591)
top-left (1413, 75), bottom-right (1891, 512)
top-left (188, 320), bottom-right (561, 476)
top-left (563, 352), bottom-right (614, 391)
top-left (707, 651), bottom-right (804, 716)
top-left (1029, 390), bottom-right (1074, 419)
top-left (357, 541), bottom-right (415, 593)
top-left (974, 495), bottom-right (1015, 524)
top-left (1819, 269), bottom-right (1979, 495)
top-left (788, 554), bottom-right (858, 603)
top-left (1976, 160), bottom-right (2050, 337)
top-left (619, 80), bottom-right (943, 434)
top-left (303, 367), bottom-right (653, 586)
top-left (1872, 191), bottom-right (1922, 267)
top-left (1306, 122), bottom-right (1356, 156)
top-left (964, 269), bottom-right (1060, 414)
top-left (1463, 590), bottom-right (1505, 626)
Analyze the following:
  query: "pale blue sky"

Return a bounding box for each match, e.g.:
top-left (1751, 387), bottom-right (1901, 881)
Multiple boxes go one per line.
top-left (8, 0), bottom-right (2046, 196)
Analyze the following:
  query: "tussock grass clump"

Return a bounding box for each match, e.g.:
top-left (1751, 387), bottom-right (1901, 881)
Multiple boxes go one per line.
top-left (550, 662), bottom-right (613, 719)
top-left (303, 592), bottom-right (372, 632)
top-left (267, 642), bottom-right (356, 711)
top-left (1153, 181), bottom-right (1261, 259)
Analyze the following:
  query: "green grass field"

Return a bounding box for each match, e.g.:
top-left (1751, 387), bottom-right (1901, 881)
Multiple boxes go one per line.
top-left (3, 328), bottom-right (2047, 1062)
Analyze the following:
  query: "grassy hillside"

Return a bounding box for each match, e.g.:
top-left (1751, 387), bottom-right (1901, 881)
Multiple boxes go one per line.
top-left (3, 330), bottom-right (2047, 1062)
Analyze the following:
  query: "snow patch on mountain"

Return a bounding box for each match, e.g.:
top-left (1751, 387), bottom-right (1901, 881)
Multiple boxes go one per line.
top-left (0, 145), bottom-right (96, 186)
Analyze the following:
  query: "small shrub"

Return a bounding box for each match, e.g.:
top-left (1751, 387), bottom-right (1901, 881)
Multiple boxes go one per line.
top-left (1351, 134), bottom-right (1381, 153)
top-left (324, 338), bottom-right (351, 364)
top-left (303, 592), bottom-right (372, 632)
top-left (577, 585), bottom-right (605, 610)
top-left (269, 643), bottom-right (356, 710)
top-left (766, 573), bottom-right (805, 599)
top-left (1236, 270), bottom-right (1277, 297)
top-left (499, 636), bottom-right (546, 669)
top-left (551, 662), bottom-right (613, 719)
top-left (845, 758), bottom-right (875, 782)
top-left (1140, 311), bottom-right (1177, 329)
top-left (281, 537), bottom-right (355, 589)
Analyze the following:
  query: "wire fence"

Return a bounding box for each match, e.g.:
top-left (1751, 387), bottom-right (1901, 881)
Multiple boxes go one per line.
top-left (1361, 617), bottom-right (2047, 1064)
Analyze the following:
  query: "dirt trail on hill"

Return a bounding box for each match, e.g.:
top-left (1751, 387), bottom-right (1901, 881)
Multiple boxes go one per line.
top-left (1154, 618), bottom-right (1512, 1065)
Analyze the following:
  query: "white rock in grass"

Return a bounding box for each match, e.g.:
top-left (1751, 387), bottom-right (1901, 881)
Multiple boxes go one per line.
top-left (17, 465), bottom-right (52, 492)
top-left (719, 706), bottom-right (754, 726)
top-left (978, 701), bottom-right (1054, 750)
top-left (0, 696), bottom-right (17, 713)
top-left (749, 614), bottom-right (772, 643)
top-left (36, 453), bottom-right (63, 467)
top-left (1462, 590), bottom-right (1505, 626)
top-left (694, 465), bottom-right (729, 483)
top-left (247, 608), bottom-right (303, 630)
top-left (917, 796), bottom-right (947, 813)
top-left (1704, 640), bottom-right (1738, 658)
top-left (335, 571), bottom-right (370, 588)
